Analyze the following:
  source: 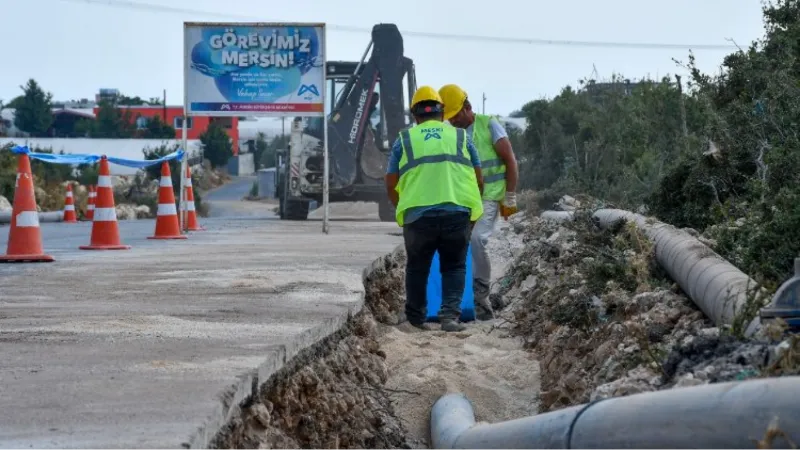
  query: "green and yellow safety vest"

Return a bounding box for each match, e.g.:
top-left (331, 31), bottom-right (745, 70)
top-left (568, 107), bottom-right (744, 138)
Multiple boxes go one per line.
top-left (395, 120), bottom-right (484, 227)
top-left (472, 113), bottom-right (507, 201)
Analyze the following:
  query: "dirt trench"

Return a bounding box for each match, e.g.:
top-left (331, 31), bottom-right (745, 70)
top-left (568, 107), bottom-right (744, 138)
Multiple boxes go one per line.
top-left (212, 221), bottom-right (539, 449)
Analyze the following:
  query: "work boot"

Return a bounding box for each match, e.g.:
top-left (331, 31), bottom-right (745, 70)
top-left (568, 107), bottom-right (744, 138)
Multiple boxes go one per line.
top-left (411, 322), bottom-right (433, 331)
top-left (474, 279), bottom-right (495, 321)
top-left (441, 320), bottom-right (466, 332)
top-left (397, 321), bottom-right (432, 333)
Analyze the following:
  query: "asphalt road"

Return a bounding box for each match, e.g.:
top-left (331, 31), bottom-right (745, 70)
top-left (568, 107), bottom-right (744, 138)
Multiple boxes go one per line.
top-left (203, 176), bottom-right (276, 219)
top-left (0, 178), bottom-right (401, 448)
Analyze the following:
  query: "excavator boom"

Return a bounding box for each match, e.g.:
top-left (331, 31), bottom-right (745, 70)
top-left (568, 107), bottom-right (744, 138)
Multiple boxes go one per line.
top-left (276, 23), bottom-right (415, 222)
top-left (326, 23), bottom-right (415, 188)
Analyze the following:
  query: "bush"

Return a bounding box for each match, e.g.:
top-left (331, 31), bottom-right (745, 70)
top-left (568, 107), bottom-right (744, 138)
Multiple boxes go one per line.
top-left (513, 0), bottom-right (800, 288)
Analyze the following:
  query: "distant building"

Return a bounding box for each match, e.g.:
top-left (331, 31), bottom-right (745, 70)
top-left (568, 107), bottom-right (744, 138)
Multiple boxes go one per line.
top-left (53, 99), bottom-right (95, 109)
top-left (98, 104), bottom-right (239, 144)
top-left (2, 89), bottom-right (243, 153)
top-left (584, 79), bottom-right (644, 98)
top-left (96, 88), bottom-right (120, 103)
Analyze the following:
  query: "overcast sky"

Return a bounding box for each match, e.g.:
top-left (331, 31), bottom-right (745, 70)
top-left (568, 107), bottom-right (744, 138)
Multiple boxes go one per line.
top-left (1, 0), bottom-right (766, 116)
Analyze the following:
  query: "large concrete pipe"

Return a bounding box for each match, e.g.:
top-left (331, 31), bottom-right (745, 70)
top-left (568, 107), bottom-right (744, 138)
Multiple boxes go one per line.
top-left (431, 376), bottom-right (800, 449)
top-left (0, 211), bottom-right (64, 224)
top-left (591, 209), bottom-right (762, 337)
top-left (536, 207), bottom-right (762, 336)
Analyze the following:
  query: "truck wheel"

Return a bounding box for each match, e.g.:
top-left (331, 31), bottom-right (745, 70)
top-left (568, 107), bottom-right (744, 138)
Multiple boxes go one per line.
top-left (280, 176), bottom-right (309, 221)
top-left (378, 197), bottom-right (396, 222)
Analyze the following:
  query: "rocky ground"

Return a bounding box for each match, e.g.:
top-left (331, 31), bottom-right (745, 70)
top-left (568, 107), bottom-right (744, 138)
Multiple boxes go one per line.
top-left (498, 205), bottom-right (800, 412)
top-left (208, 195), bottom-right (800, 449)
top-left (213, 311), bottom-right (410, 449)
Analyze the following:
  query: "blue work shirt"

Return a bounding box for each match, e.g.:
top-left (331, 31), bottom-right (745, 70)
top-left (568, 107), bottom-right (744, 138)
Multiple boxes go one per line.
top-left (386, 131), bottom-right (482, 225)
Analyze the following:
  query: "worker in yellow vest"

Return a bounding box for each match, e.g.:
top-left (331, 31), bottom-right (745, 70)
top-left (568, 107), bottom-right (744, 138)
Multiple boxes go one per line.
top-left (384, 86), bottom-right (484, 332)
top-left (439, 84), bottom-right (520, 321)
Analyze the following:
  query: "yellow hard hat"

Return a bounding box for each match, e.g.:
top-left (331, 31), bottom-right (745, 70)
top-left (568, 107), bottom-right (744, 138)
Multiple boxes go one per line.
top-left (411, 86), bottom-right (443, 110)
top-left (439, 84), bottom-right (468, 121)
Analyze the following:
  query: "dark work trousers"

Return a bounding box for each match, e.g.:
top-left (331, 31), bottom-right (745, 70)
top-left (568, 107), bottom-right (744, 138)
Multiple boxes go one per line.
top-left (402, 211), bottom-right (472, 325)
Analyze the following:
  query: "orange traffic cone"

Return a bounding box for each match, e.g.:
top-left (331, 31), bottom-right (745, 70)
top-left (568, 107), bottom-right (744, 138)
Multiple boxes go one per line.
top-left (80, 156), bottom-right (130, 250)
top-left (62, 184), bottom-right (78, 223)
top-left (182, 165), bottom-right (204, 231)
top-left (0, 153), bottom-right (54, 263)
top-left (148, 161), bottom-right (187, 240)
top-left (85, 185), bottom-right (96, 221)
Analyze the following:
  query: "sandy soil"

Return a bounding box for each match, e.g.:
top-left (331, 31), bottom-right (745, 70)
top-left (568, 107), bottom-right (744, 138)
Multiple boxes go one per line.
top-left (377, 219), bottom-right (539, 448)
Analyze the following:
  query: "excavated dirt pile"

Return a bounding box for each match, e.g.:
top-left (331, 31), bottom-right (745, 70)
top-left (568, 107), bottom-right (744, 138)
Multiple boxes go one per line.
top-left (363, 245), bottom-right (407, 326)
top-left (213, 310), bottom-right (411, 449)
top-left (500, 208), bottom-right (800, 413)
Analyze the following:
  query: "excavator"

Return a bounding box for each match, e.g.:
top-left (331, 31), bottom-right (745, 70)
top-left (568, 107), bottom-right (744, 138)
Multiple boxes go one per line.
top-left (275, 23), bottom-right (416, 221)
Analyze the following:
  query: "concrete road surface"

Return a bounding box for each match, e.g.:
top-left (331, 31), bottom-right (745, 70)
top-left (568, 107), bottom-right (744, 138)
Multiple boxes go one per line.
top-left (0, 206), bottom-right (401, 447)
top-left (203, 176), bottom-right (271, 219)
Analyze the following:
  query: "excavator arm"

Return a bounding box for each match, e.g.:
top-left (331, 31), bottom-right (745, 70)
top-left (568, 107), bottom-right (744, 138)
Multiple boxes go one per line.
top-left (325, 23), bottom-right (415, 189)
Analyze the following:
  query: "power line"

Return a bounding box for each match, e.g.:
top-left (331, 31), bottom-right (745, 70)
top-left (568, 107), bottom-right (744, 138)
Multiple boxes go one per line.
top-left (48, 0), bottom-right (739, 51)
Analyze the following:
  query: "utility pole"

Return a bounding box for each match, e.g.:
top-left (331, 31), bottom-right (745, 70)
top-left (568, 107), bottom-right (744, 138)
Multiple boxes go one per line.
top-left (482, 93), bottom-right (486, 114)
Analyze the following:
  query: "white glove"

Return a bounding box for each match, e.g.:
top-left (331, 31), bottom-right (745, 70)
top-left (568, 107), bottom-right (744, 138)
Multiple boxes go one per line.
top-left (503, 191), bottom-right (517, 208)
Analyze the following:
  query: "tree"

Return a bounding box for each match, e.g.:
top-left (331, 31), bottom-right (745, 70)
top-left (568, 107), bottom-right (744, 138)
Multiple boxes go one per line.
top-left (143, 143), bottom-right (182, 190)
top-left (647, 0), bottom-right (800, 286)
top-left (267, 134), bottom-right (289, 168)
top-left (250, 131), bottom-right (286, 169)
top-left (13, 79), bottom-right (54, 137)
top-left (90, 98), bottom-right (135, 138)
top-left (6, 95), bottom-right (24, 109)
top-left (140, 114), bottom-right (176, 139)
top-left (117, 95), bottom-right (150, 106)
top-left (75, 163), bottom-right (99, 186)
top-left (142, 143), bottom-right (205, 214)
top-left (505, 0), bottom-right (800, 289)
top-left (200, 122), bottom-right (234, 168)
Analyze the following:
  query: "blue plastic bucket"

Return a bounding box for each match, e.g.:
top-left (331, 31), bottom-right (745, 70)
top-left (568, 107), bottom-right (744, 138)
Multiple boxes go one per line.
top-left (425, 245), bottom-right (475, 322)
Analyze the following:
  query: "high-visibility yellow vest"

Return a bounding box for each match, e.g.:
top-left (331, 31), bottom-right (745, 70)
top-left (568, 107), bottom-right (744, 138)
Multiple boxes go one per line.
top-left (472, 113), bottom-right (506, 201)
top-left (395, 120), bottom-right (484, 226)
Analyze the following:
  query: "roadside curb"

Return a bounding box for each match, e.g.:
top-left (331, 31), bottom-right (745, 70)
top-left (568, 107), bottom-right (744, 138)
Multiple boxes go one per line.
top-left (187, 287), bottom-right (366, 449)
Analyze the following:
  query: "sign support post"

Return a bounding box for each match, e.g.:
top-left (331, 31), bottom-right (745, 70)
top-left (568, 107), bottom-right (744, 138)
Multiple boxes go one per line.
top-left (321, 26), bottom-right (329, 234)
top-left (180, 110), bottom-right (188, 231)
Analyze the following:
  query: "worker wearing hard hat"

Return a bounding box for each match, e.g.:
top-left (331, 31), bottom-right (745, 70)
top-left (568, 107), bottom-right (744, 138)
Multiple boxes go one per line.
top-left (384, 86), bottom-right (484, 333)
top-left (439, 84), bottom-right (520, 321)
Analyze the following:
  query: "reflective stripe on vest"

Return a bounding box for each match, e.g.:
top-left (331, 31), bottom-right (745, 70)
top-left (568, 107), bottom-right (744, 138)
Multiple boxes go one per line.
top-left (394, 120), bottom-right (484, 227)
top-left (472, 113), bottom-right (506, 200)
top-left (398, 125), bottom-right (469, 176)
